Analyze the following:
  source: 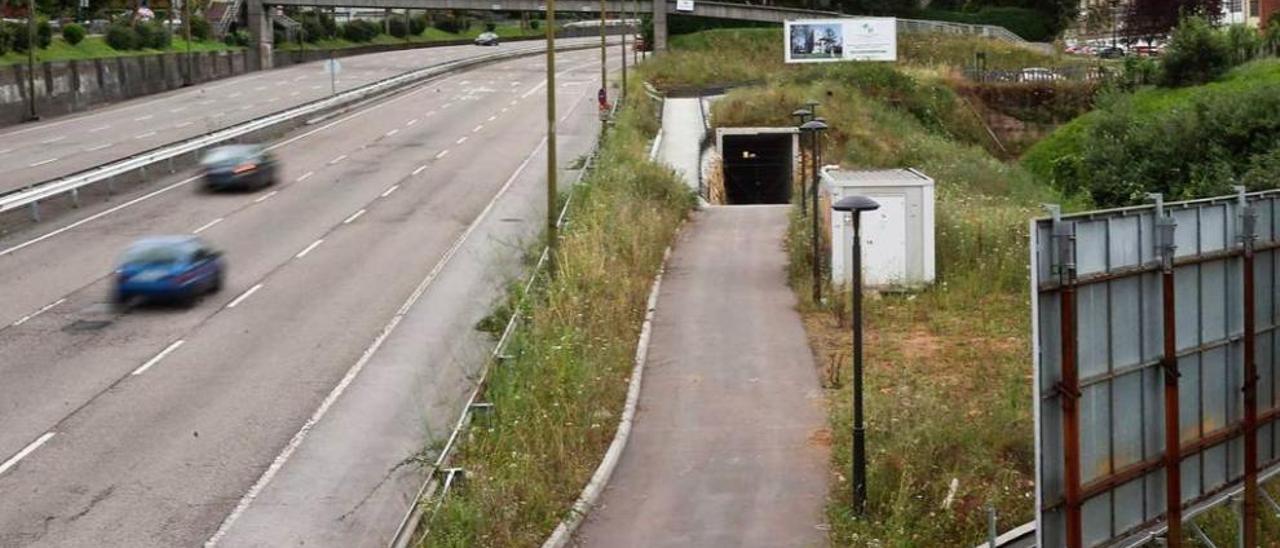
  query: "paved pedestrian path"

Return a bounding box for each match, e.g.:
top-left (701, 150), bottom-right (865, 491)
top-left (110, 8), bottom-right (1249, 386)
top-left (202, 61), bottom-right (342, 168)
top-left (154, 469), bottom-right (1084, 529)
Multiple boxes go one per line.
top-left (574, 205), bottom-right (829, 548)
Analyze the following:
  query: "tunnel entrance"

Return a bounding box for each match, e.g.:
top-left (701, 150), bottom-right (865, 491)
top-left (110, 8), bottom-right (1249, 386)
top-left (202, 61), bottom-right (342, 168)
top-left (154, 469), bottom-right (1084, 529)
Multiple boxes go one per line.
top-left (720, 132), bottom-right (795, 205)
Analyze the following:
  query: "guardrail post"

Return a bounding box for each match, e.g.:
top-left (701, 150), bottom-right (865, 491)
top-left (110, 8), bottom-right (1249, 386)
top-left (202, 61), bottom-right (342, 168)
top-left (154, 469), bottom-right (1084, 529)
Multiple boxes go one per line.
top-left (986, 505), bottom-right (997, 547)
top-left (1046, 204), bottom-right (1082, 548)
top-left (70, 188), bottom-right (80, 209)
top-left (1150, 193), bottom-right (1183, 547)
top-left (29, 200), bottom-right (40, 222)
top-left (1234, 186), bottom-right (1259, 548)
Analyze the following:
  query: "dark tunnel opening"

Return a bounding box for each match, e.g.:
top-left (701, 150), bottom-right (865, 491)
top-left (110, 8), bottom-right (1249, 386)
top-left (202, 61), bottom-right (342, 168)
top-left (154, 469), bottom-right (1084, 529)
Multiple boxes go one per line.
top-left (721, 134), bottom-right (793, 205)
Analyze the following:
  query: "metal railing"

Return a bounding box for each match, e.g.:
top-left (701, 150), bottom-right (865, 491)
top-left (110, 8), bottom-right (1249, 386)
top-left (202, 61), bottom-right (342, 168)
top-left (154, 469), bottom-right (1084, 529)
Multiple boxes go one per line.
top-left (0, 41), bottom-right (599, 222)
top-left (897, 16), bottom-right (1025, 43)
top-left (387, 99), bottom-right (620, 548)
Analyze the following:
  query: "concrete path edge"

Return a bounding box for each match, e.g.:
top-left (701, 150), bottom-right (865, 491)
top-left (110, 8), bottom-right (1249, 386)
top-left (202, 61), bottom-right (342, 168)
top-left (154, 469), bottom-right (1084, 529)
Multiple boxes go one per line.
top-left (541, 231), bottom-right (680, 548)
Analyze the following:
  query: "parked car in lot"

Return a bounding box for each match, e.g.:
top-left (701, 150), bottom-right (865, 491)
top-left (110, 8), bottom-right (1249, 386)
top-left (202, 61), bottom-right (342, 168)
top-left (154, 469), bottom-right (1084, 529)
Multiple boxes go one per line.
top-left (474, 32), bottom-right (499, 46)
top-left (1098, 46), bottom-right (1126, 59)
top-left (199, 145), bottom-right (278, 191)
top-left (114, 236), bottom-right (225, 307)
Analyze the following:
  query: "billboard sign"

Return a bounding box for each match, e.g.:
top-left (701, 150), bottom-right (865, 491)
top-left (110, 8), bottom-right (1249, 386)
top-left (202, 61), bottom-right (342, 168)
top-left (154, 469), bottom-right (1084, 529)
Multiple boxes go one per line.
top-left (785, 18), bottom-right (896, 63)
top-left (675, 0), bottom-right (694, 12)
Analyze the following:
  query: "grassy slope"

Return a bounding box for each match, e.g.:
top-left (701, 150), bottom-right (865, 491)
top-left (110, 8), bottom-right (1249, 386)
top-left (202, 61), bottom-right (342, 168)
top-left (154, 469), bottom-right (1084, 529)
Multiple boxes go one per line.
top-left (0, 35), bottom-right (239, 66)
top-left (642, 29), bottom-right (1066, 545)
top-left (1022, 59), bottom-right (1280, 184)
top-left (421, 81), bottom-right (694, 546)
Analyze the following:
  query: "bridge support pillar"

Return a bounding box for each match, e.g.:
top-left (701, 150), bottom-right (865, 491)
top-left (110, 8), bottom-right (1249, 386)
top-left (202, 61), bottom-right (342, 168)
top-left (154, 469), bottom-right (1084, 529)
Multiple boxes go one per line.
top-left (652, 0), bottom-right (667, 51)
top-left (248, 0), bottom-right (274, 70)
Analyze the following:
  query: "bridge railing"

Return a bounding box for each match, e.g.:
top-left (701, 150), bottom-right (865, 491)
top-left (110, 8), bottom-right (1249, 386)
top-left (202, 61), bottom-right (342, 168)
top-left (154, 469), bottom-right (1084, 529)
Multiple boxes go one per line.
top-left (897, 17), bottom-right (1026, 43)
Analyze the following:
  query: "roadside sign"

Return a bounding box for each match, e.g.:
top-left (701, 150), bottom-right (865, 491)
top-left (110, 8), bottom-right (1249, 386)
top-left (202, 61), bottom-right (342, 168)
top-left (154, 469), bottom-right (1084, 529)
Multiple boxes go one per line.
top-left (676, 0), bottom-right (695, 12)
top-left (323, 59), bottom-right (341, 75)
top-left (784, 18), bottom-right (897, 64)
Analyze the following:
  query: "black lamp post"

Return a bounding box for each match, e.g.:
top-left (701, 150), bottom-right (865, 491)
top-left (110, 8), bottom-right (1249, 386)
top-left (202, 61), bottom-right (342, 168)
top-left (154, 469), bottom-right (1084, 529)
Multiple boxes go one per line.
top-left (791, 108), bottom-right (811, 213)
top-left (800, 118), bottom-right (827, 304)
top-left (833, 194), bottom-right (879, 516)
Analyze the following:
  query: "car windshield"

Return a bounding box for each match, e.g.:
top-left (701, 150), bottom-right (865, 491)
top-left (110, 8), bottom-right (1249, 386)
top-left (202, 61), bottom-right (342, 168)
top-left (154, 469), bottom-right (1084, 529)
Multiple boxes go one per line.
top-left (202, 146), bottom-right (257, 166)
top-left (123, 242), bottom-right (189, 265)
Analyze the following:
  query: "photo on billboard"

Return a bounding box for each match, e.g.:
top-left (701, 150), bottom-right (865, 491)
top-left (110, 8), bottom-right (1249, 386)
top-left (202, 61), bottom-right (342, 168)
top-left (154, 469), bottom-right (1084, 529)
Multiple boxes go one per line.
top-left (784, 18), bottom-right (897, 64)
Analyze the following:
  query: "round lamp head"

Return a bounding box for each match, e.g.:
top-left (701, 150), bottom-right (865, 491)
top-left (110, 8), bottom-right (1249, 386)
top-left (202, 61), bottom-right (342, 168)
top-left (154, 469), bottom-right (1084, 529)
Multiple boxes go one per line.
top-left (833, 195), bottom-right (880, 213)
top-left (791, 108), bottom-right (811, 118)
top-left (800, 119), bottom-right (828, 132)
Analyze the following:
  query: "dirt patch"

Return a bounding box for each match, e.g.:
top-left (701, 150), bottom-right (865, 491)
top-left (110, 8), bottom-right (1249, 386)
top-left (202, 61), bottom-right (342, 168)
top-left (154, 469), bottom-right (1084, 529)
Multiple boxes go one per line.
top-left (808, 427), bottom-right (832, 448)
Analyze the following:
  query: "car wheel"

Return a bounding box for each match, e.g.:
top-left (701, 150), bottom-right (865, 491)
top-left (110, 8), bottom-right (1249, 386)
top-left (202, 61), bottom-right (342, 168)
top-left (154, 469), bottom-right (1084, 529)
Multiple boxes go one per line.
top-left (111, 291), bottom-right (130, 313)
top-left (210, 273), bottom-right (224, 294)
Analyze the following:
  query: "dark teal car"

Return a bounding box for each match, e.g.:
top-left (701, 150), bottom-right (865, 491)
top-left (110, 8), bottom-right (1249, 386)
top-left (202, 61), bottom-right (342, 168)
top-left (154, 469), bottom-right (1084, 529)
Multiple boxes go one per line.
top-left (200, 145), bottom-right (279, 191)
top-left (114, 236), bottom-right (225, 307)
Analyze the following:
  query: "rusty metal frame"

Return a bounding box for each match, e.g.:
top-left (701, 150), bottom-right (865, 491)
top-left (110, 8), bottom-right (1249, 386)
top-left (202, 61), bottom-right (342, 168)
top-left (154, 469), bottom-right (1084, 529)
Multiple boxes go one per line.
top-left (1032, 189), bottom-right (1280, 547)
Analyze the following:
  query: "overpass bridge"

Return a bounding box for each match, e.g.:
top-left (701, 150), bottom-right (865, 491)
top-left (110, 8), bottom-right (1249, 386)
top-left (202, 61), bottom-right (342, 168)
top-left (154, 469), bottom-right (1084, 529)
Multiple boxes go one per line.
top-left (245, 0), bottom-right (1026, 69)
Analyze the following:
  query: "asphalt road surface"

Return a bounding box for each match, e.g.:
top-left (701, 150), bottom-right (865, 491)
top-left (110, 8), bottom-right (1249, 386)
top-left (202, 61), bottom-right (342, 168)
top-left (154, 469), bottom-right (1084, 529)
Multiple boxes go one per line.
top-left (0, 45), bottom-right (619, 547)
top-left (574, 206), bottom-right (830, 548)
top-left (0, 37), bottom-right (600, 196)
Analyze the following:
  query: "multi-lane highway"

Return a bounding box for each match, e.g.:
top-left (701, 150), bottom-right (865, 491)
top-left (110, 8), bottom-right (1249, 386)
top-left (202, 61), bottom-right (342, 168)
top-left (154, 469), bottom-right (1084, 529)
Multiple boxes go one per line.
top-left (0, 37), bottom-right (600, 194)
top-left (0, 43), bottom-right (620, 546)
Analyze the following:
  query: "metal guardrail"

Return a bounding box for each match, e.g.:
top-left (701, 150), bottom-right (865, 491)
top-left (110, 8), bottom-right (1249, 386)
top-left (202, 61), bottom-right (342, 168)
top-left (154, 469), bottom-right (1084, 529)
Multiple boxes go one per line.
top-left (387, 100), bottom-right (619, 548)
top-left (0, 41), bottom-right (598, 221)
top-left (897, 16), bottom-right (1026, 43)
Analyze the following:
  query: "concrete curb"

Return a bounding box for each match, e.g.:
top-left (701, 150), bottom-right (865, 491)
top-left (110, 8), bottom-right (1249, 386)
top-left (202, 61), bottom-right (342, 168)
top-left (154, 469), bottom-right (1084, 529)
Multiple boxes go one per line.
top-left (541, 236), bottom-right (679, 548)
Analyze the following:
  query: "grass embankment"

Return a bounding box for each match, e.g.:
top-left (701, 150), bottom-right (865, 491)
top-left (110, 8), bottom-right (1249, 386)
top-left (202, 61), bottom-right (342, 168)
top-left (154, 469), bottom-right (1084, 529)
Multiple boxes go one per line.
top-left (640, 29), bottom-right (1067, 545)
top-left (0, 35), bottom-right (239, 66)
top-left (276, 23), bottom-right (543, 52)
top-left (420, 81), bottom-right (694, 546)
top-left (1023, 58), bottom-right (1280, 206)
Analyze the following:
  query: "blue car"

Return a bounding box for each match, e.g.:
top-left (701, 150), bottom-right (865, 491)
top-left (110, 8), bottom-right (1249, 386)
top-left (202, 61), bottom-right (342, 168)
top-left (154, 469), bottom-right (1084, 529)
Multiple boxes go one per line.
top-left (114, 236), bottom-right (225, 307)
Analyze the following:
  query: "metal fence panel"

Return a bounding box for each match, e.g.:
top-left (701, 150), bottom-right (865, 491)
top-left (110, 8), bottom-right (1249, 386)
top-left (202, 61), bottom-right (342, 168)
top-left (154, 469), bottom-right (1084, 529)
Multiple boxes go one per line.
top-left (1033, 191), bottom-right (1280, 547)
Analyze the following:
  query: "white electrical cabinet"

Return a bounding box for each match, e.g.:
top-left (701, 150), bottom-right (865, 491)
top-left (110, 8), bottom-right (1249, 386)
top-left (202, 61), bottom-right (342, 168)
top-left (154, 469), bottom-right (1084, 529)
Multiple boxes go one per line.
top-left (821, 167), bottom-right (935, 289)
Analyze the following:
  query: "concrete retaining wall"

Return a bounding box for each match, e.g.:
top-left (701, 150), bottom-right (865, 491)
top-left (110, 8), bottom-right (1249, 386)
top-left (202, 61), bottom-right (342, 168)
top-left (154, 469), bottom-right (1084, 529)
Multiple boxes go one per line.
top-left (0, 50), bottom-right (254, 127)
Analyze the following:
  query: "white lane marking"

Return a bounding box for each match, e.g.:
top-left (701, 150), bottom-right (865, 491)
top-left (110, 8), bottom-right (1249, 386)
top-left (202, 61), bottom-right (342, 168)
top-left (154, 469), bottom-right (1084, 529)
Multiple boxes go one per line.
top-left (0, 148), bottom-right (12, 155)
top-left (174, 121), bottom-right (194, 129)
top-left (290, 91), bottom-right (300, 97)
top-left (342, 209), bottom-right (365, 224)
top-left (501, 107), bottom-right (508, 113)
top-left (267, 97), bottom-right (280, 103)
top-left (0, 432), bottom-right (55, 477)
top-left (239, 105), bottom-right (253, 111)
top-left (412, 165), bottom-right (427, 176)
top-left (134, 115), bottom-right (154, 121)
top-left (406, 119), bottom-right (419, 127)
top-left (193, 217), bottom-right (224, 234)
top-left (253, 190), bottom-right (278, 203)
top-left (294, 239), bottom-right (324, 259)
top-left (441, 102), bottom-right (453, 109)
top-left (40, 136), bottom-right (65, 144)
top-left (131, 340), bottom-right (186, 376)
top-left (310, 85), bottom-right (322, 90)
top-left (510, 99), bottom-right (519, 105)
top-left (380, 185), bottom-right (399, 198)
top-left (425, 110), bottom-right (436, 116)
top-left (295, 171), bottom-right (314, 182)
top-left (135, 131), bottom-right (157, 139)
top-left (328, 154), bottom-right (347, 165)
top-left (12, 298), bottom-right (67, 327)
top-left (89, 125), bottom-right (110, 132)
top-left (85, 143), bottom-right (113, 152)
top-left (170, 107), bottom-right (188, 114)
top-left (293, 75), bottom-right (306, 81)
top-left (435, 149), bottom-right (449, 159)
top-left (254, 85), bottom-right (267, 91)
top-left (459, 80), bottom-right (471, 85)
top-left (204, 135), bottom-right (550, 548)
top-left (384, 129), bottom-right (399, 138)
top-left (488, 115), bottom-right (497, 122)
top-left (199, 100), bottom-right (215, 106)
top-left (225, 284), bottom-right (263, 309)
top-left (472, 124), bottom-right (483, 132)
top-left (456, 136), bottom-right (468, 144)
top-left (28, 158), bottom-right (57, 167)
top-left (0, 56), bottom-right (481, 257)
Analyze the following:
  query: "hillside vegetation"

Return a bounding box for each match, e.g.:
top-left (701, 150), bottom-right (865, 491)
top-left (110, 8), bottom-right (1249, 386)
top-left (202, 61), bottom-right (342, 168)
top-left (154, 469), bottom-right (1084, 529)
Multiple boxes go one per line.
top-left (1024, 59), bottom-right (1280, 206)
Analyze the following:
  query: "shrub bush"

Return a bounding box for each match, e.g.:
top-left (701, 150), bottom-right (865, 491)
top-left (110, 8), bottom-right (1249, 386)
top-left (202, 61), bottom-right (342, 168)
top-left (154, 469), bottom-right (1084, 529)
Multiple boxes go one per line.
top-left (0, 24), bottom-right (11, 55)
top-left (105, 23), bottom-right (139, 50)
top-left (388, 16), bottom-right (408, 38)
top-left (1161, 16), bottom-right (1230, 86)
top-left (341, 19), bottom-right (378, 42)
top-left (433, 14), bottom-right (465, 34)
top-left (62, 22), bottom-right (86, 45)
top-left (136, 20), bottom-right (171, 49)
top-left (409, 15), bottom-right (427, 35)
top-left (190, 16), bottom-right (211, 41)
top-left (11, 18), bottom-right (53, 51)
top-left (224, 30), bottom-right (250, 47)
top-left (38, 18), bottom-right (52, 48)
top-left (272, 27), bottom-right (286, 45)
top-left (1225, 24), bottom-right (1262, 66)
top-left (530, 18), bottom-right (540, 30)
top-left (485, 22), bottom-right (496, 32)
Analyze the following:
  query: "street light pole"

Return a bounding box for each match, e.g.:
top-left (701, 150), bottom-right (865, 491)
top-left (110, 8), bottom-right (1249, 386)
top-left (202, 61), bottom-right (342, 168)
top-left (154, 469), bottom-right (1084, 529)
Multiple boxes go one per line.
top-left (791, 108), bottom-right (811, 214)
top-left (619, 6), bottom-right (626, 99)
top-left (801, 117), bottom-right (827, 304)
top-left (183, 0), bottom-right (193, 86)
top-left (599, 0), bottom-right (607, 109)
top-left (833, 194), bottom-right (880, 516)
top-left (546, 0), bottom-right (559, 247)
top-left (25, 0), bottom-right (38, 122)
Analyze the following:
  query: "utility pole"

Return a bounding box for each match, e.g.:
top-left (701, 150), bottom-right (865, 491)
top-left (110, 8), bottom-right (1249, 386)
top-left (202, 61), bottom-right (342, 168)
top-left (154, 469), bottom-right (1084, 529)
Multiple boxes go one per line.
top-left (183, 0), bottom-right (194, 86)
top-left (620, 4), bottom-right (626, 99)
top-left (599, 0), bottom-right (607, 108)
top-left (25, 0), bottom-right (38, 122)
top-left (546, 0), bottom-right (558, 247)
